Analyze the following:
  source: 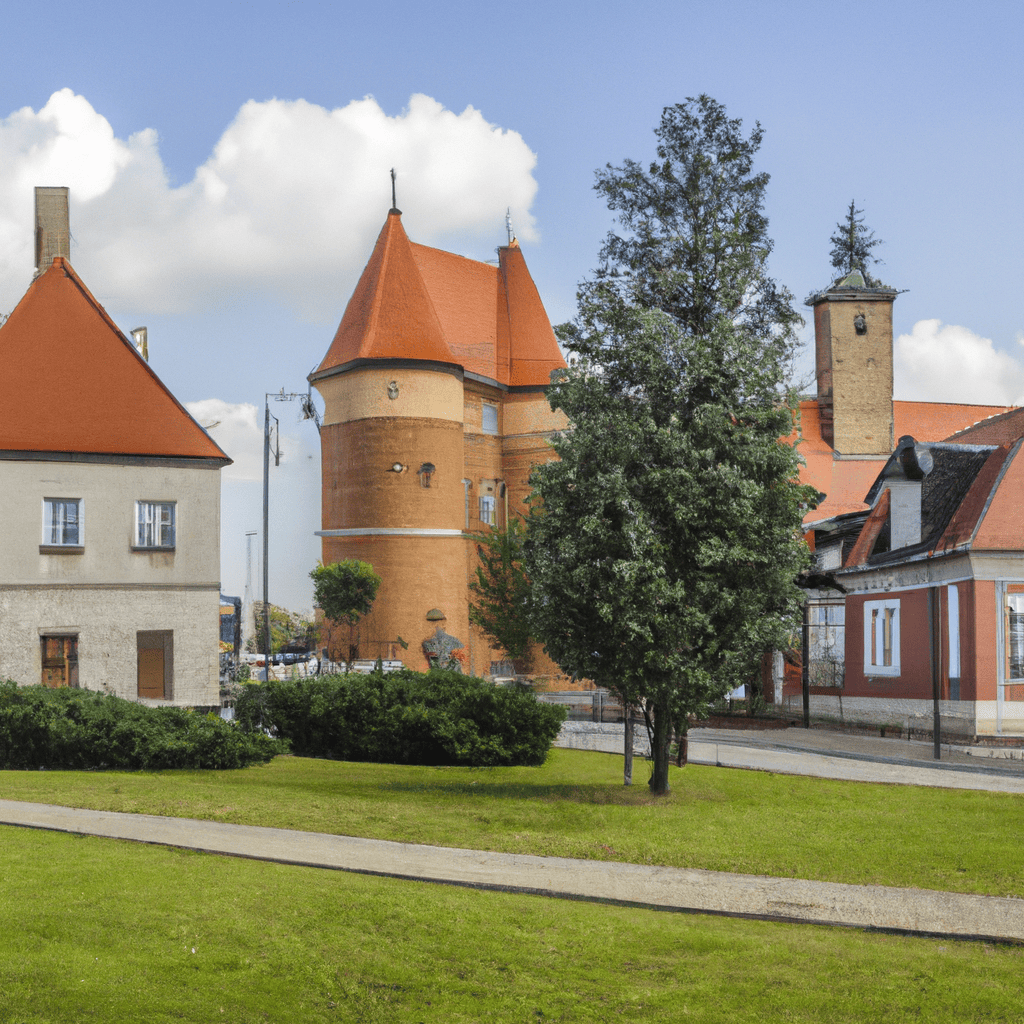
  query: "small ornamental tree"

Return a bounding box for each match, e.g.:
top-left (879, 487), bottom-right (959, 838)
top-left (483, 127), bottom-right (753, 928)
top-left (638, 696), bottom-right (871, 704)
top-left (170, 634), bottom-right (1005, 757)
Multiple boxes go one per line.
top-left (310, 560), bottom-right (381, 668)
top-left (525, 96), bottom-right (814, 795)
top-left (829, 200), bottom-right (884, 284)
top-left (468, 518), bottom-right (533, 672)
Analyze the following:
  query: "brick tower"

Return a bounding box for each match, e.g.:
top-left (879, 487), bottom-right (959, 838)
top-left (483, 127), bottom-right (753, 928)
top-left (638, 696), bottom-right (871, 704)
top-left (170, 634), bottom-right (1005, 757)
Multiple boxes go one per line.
top-left (309, 208), bottom-right (566, 674)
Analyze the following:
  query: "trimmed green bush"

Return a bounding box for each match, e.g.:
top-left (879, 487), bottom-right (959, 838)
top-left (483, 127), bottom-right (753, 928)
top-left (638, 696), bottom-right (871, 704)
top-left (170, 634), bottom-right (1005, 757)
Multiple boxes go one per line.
top-left (234, 669), bottom-right (567, 767)
top-left (0, 681), bottom-right (285, 770)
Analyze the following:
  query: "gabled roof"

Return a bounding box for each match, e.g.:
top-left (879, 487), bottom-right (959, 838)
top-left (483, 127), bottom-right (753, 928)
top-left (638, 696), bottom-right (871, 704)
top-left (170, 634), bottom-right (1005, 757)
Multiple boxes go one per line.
top-left (312, 211), bottom-right (565, 388)
top-left (944, 406), bottom-right (1024, 446)
top-left (0, 257), bottom-right (228, 461)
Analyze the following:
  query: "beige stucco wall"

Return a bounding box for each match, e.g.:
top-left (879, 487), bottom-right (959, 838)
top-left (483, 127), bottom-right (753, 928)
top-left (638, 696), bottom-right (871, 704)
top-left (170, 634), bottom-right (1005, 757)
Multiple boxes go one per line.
top-left (0, 456), bottom-right (222, 705)
top-left (0, 586), bottom-right (220, 705)
top-left (316, 367), bottom-right (463, 426)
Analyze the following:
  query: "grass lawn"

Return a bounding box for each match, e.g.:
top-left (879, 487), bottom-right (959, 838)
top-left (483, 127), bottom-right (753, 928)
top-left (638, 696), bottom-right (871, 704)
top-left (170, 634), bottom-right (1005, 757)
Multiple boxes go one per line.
top-left (2, 824), bottom-right (1022, 1024)
top-left (3, 748), bottom-right (1024, 897)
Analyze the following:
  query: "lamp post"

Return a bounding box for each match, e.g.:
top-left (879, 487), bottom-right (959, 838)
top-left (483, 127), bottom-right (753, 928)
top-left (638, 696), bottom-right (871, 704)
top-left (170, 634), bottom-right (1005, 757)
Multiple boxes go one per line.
top-left (262, 388), bottom-right (321, 678)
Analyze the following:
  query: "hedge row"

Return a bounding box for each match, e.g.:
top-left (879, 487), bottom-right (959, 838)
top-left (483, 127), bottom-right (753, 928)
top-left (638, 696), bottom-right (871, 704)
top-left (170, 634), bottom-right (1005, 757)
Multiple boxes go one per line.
top-left (234, 669), bottom-right (567, 767)
top-left (0, 681), bottom-right (284, 770)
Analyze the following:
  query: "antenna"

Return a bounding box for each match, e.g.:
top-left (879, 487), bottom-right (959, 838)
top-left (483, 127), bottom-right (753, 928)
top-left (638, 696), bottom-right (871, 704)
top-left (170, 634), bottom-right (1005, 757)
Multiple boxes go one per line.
top-left (505, 208), bottom-right (515, 245)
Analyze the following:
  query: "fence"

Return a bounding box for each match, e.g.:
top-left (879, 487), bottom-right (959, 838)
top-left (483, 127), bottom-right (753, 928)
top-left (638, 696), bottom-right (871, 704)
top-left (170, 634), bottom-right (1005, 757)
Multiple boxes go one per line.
top-left (536, 690), bottom-right (637, 724)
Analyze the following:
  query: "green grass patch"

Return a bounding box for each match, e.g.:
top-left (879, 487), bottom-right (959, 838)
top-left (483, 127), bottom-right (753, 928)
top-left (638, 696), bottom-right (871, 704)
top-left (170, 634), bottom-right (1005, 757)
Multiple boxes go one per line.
top-left (2, 824), bottom-right (1022, 1023)
top-left (3, 748), bottom-right (1024, 897)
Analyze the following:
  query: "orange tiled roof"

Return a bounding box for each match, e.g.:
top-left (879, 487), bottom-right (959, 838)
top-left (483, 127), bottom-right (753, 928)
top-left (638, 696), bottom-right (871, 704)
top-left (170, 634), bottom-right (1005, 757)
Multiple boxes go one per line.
top-left (944, 406), bottom-right (1024, 446)
top-left (894, 400), bottom-right (1012, 442)
top-left (793, 397), bottom-right (1015, 527)
top-left (0, 258), bottom-right (228, 460)
top-left (314, 212), bottom-right (565, 387)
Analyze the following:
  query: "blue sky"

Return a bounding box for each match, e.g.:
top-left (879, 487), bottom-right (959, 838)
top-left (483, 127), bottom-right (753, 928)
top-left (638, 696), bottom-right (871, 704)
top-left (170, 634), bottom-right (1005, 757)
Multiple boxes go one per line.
top-left (2, 0), bottom-right (1022, 611)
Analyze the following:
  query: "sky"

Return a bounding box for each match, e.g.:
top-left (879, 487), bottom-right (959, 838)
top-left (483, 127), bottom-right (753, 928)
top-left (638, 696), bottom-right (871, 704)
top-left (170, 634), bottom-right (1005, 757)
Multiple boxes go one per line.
top-left (1, 0), bottom-right (1022, 613)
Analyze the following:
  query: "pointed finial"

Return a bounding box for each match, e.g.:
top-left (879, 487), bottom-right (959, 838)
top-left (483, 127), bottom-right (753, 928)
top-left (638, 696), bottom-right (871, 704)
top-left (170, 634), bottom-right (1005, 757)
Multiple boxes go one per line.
top-left (505, 207), bottom-right (515, 245)
top-left (390, 168), bottom-right (401, 214)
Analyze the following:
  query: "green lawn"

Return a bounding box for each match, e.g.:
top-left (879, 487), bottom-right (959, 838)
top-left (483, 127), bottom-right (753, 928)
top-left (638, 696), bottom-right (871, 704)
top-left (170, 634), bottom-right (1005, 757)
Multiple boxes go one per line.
top-left (3, 748), bottom-right (1024, 897)
top-left (2, 824), bottom-right (1022, 1024)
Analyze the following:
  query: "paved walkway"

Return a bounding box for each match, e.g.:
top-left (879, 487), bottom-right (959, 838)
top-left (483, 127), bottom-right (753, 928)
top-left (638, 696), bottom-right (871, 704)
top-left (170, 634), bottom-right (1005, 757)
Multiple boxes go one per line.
top-left (688, 726), bottom-right (1024, 793)
top-left (5, 726), bottom-right (1024, 945)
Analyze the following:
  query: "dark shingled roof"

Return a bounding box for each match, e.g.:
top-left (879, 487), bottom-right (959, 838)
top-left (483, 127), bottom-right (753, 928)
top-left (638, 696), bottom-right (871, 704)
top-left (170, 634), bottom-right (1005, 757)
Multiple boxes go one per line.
top-left (863, 443), bottom-right (996, 565)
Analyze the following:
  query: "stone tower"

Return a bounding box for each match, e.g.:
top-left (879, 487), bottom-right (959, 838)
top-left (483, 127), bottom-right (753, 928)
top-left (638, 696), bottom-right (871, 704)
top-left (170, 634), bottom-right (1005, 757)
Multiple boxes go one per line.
top-left (807, 269), bottom-right (898, 455)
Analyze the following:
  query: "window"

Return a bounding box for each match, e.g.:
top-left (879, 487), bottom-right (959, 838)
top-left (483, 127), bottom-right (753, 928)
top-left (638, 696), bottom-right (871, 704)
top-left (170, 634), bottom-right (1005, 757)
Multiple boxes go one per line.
top-left (807, 601), bottom-right (845, 687)
top-left (41, 635), bottom-right (78, 688)
top-left (864, 598), bottom-right (900, 676)
top-left (136, 501), bottom-right (175, 549)
top-left (42, 498), bottom-right (81, 547)
top-left (137, 630), bottom-right (173, 699)
top-left (1006, 586), bottom-right (1024, 682)
top-left (479, 495), bottom-right (496, 526)
top-left (948, 584), bottom-right (961, 699)
top-left (481, 402), bottom-right (498, 435)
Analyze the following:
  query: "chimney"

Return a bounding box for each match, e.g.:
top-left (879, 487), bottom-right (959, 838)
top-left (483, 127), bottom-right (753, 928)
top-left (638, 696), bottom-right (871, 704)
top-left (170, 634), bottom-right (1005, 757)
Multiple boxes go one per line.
top-left (884, 435), bottom-right (933, 549)
top-left (34, 187), bottom-right (71, 276)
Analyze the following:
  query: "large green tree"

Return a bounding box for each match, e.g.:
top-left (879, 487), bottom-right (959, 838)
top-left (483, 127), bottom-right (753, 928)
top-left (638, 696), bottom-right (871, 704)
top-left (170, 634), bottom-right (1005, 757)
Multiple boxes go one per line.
top-left (525, 96), bottom-right (813, 794)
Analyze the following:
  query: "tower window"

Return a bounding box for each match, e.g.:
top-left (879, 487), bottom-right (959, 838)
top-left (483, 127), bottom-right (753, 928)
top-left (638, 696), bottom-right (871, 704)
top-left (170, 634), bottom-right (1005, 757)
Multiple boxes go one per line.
top-left (481, 402), bottom-right (498, 435)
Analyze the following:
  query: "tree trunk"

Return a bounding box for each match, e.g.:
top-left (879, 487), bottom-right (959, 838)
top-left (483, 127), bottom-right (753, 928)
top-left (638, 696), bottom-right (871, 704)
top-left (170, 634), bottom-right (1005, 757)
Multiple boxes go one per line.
top-left (675, 720), bottom-right (688, 767)
top-left (648, 698), bottom-right (673, 795)
top-left (623, 711), bottom-right (634, 786)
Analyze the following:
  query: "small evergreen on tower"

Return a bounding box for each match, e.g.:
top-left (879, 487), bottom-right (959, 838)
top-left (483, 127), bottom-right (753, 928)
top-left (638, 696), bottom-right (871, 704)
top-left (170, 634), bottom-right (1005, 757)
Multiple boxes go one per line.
top-left (829, 201), bottom-right (884, 285)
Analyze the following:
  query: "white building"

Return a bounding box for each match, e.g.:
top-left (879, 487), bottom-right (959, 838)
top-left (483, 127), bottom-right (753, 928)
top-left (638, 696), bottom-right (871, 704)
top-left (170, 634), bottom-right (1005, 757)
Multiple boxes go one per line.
top-left (0, 188), bottom-right (230, 705)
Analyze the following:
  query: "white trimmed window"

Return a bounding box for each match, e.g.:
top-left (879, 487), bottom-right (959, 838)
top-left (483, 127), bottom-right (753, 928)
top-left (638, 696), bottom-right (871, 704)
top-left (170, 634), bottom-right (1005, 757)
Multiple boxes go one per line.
top-left (1006, 586), bottom-right (1024, 682)
top-left (479, 495), bottom-right (496, 526)
top-left (481, 402), bottom-right (498, 435)
top-left (136, 501), bottom-right (176, 549)
top-left (42, 498), bottom-right (82, 547)
top-left (864, 598), bottom-right (900, 676)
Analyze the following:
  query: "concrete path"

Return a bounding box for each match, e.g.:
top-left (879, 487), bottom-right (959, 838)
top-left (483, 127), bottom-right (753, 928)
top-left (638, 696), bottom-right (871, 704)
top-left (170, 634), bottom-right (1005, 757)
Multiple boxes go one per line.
top-left (2, 797), bottom-right (1023, 944)
top-left (688, 727), bottom-right (1024, 793)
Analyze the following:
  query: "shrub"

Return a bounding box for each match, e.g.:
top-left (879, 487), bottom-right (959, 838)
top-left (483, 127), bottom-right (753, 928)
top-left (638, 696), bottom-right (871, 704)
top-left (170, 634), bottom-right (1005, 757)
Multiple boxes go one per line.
top-left (234, 669), bottom-right (567, 767)
top-left (0, 681), bottom-right (285, 770)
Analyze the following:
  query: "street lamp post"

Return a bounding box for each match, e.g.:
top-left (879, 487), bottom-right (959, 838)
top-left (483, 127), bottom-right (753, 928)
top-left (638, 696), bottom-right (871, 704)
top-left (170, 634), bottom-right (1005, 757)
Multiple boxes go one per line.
top-left (262, 388), bottom-right (321, 679)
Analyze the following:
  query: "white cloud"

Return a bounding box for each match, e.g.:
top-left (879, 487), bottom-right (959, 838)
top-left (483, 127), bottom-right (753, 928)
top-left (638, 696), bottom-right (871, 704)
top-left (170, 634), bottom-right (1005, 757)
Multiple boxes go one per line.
top-left (0, 90), bottom-right (539, 321)
top-left (895, 319), bottom-right (1024, 406)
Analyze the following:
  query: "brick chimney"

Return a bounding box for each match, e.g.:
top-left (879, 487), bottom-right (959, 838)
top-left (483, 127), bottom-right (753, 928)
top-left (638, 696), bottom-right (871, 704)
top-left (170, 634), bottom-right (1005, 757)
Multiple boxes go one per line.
top-left (34, 186), bottom-right (70, 277)
top-left (807, 269), bottom-right (897, 455)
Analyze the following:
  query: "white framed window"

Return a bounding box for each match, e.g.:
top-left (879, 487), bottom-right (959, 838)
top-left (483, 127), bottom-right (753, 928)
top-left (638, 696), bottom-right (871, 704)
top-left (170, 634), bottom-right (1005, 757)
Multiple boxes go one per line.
top-left (864, 598), bottom-right (900, 676)
top-left (1006, 586), bottom-right (1024, 682)
top-left (136, 501), bottom-right (176, 549)
top-left (479, 494), bottom-right (496, 526)
top-left (42, 498), bottom-right (82, 547)
top-left (481, 402), bottom-right (498, 435)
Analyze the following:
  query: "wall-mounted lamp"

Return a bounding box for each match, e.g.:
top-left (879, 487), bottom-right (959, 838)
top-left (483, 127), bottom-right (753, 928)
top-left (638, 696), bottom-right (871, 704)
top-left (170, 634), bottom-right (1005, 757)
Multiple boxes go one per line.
top-left (387, 463), bottom-right (406, 474)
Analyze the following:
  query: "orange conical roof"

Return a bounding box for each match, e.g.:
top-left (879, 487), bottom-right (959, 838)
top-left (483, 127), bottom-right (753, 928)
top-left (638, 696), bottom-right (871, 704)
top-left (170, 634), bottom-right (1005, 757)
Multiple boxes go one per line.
top-left (498, 241), bottom-right (565, 387)
top-left (314, 211), bottom-right (457, 375)
top-left (0, 257), bottom-right (228, 460)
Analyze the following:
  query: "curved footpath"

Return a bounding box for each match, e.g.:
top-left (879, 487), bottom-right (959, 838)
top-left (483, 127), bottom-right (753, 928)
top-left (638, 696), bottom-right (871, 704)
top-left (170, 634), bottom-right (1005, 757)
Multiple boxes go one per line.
top-left (3, 730), bottom-right (1024, 944)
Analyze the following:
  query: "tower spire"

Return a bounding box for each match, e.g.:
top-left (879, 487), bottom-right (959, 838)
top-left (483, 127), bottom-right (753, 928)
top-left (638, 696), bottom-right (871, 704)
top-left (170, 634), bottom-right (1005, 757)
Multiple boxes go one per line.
top-left (390, 168), bottom-right (401, 215)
